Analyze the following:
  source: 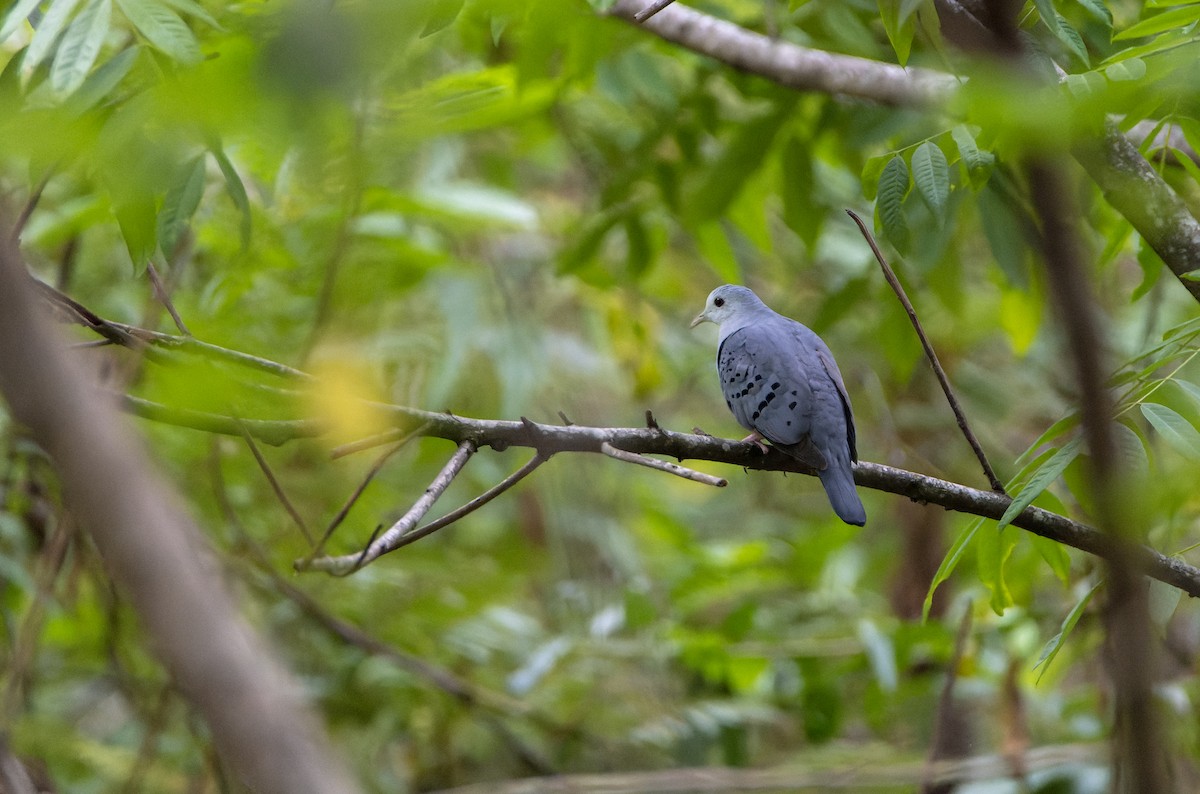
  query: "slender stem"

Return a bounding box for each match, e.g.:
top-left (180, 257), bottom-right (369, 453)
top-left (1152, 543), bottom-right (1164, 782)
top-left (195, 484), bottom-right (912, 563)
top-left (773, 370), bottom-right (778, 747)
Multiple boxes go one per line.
top-left (600, 442), bottom-right (726, 487)
top-left (146, 260), bottom-right (191, 336)
top-left (633, 0), bottom-right (678, 22)
top-left (236, 420), bottom-right (314, 547)
top-left (846, 209), bottom-right (1006, 494)
top-left (298, 441), bottom-right (477, 575)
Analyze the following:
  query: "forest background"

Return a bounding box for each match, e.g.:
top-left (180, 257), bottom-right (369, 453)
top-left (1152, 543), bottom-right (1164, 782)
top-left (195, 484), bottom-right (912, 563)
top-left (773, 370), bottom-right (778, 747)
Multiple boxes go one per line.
top-left (1, 0), bottom-right (1200, 791)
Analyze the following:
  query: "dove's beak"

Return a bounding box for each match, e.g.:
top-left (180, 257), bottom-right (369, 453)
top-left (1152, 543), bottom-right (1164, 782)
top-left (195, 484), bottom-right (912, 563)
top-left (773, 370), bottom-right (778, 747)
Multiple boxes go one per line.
top-left (690, 311), bottom-right (709, 329)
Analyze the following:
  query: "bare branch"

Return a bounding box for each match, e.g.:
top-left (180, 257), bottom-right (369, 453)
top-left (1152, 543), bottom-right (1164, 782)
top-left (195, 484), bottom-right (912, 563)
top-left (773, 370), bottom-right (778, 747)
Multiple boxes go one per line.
top-left (607, 0), bottom-right (957, 107)
top-left (600, 441), bottom-right (727, 487)
top-left (299, 441), bottom-right (477, 575)
top-left (364, 451), bottom-right (549, 557)
top-left (121, 394), bottom-right (324, 445)
top-left (633, 0), bottom-right (678, 22)
top-left (847, 209), bottom-right (1005, 494)
top-left (322, 426), bottom-right (428, 549)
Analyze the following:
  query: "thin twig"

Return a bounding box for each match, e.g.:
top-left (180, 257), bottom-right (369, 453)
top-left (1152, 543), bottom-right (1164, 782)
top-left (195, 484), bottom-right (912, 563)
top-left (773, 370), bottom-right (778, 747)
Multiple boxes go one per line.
top-left (600, 442), bottom-right (726, 487)
top-left (297, 441), bottom-right (477, 575)
top-left (330, 429), bottom-right (407, 459)
top-left (633, 0), bottom-right (678, 22)
top-left (236, 420), bottom-right (315, 547)
top-left (309, 423), bottom-right (430, 558)
top-left (377, 452), bottom-right (548, 553)
top-left (846, 209), bottom-right (1006, 494)
top-left (146, 260), bottom-right (191, 336)
top-left (301, 450), bottom-right (543, 573)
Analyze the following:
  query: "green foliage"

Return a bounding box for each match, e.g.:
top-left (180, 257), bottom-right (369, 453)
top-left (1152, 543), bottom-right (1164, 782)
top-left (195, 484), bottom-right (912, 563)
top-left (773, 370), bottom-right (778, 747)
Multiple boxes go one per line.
top-left (0, 0), bottom-right (1199, 789)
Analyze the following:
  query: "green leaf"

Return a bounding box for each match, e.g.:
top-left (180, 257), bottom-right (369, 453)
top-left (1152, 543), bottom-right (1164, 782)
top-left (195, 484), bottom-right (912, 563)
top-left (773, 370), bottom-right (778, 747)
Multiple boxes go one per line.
top-left (1114, 6), bottom-right (1200, 40)
top-left (1104, 58), bottom-right (1146, 82)
top-left (420, 0), bottom-right (465, 37)
top-left (51, 0), bottom-right (112, 95)
top-left (922, 517), bottom-right (983, 622)
top-left (115, 192), bottom-right (158, 267)
top-left (157, 154), bottom-right (207, 255)
top-left (978, 184), bottom-right (1027, 286)
top-left (1076, 0), bottom-right (1113, 28)
top-left (977, 522), bottom-right (1019, 615)
top-left (780, 134), bottom-right (821, 252)
top-left (876, 155), bottom-right (909, 250)
top-left (998, 437), bottom-right (1082, 530)
top-left (1141, 403), bottom-right (1200, 460)
top-left (0, 0), bottom-right (43, 42)
top-left (162, 0), bottom-right (220, 29)
top-left (1034, 0), bottom-right (1060, 33)
top-left (1148, 577), bottom-right (1183, 628)
top-left (1052, 14), bottom-right (1090, 66)
top-left (950, 125), bottom-right (994, 188)
top-left (1030, 532), bottom-right (1071, 584)
top-left (208, 144), bottom-right (251, 249)
top-left (116, 0), bottom-right (201, 63)
top-left (25, 0), bottom-right (84, 73)
top-left (63, 43), bottom-right (138, 115)
top-left (878, 0), bottom-right (916, 65)
top-left (691, 221), bottom-right (740, 283)
top-left (685, 100), bottom-right (795, 223)
top-left (910, 141), bottom-right (949, 221)
top-left (1034, 581), bottom-right (1100, 681)
top-left (1112, 421), bottom-right (1149, 478)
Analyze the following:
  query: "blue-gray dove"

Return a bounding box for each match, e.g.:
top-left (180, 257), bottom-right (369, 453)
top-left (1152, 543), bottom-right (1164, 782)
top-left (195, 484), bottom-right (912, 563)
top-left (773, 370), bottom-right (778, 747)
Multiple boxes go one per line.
top-left (692, 285), bottom-right (866, 526)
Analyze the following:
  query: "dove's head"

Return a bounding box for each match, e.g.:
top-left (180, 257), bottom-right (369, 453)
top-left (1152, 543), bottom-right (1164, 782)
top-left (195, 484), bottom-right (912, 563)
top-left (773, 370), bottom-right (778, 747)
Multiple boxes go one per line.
top-left (690, 285), bottom-right (768, 329)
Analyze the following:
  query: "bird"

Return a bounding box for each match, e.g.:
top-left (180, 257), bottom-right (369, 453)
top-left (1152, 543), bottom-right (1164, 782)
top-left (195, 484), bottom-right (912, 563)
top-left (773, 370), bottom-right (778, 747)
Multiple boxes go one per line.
top-left (691, 284), bottom-right (866, 526)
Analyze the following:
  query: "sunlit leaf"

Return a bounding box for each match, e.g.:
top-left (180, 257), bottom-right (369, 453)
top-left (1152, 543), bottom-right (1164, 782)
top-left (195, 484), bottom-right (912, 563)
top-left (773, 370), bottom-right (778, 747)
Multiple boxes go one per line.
top-left (63, 43), bottom-right (139, 115)
top-left (51, 0), bottom-right (112, 95)
top-left (0, 0), bottom-right (42, 43)
top-left (117, 0), bottom-right (201, 63)
top-left (25, 0), bottom-right (84, 73)
top-left (1114, 5), bottom-right (1200, 40)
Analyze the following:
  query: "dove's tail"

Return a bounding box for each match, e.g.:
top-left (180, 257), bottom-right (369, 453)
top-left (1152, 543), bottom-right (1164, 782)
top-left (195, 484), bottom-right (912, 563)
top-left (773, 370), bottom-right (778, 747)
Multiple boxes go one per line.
top-left (818, 462), bottom-right (866, 526)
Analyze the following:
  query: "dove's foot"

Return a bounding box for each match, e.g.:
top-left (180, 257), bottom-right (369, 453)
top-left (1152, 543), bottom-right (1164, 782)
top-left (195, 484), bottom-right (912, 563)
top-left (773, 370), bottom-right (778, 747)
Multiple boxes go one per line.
top-left (740, 431), bottom-right (770, 454)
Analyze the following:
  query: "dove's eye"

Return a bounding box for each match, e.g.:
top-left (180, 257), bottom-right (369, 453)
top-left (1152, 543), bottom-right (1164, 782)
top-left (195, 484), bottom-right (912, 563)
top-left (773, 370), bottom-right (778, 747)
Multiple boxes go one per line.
top-left (714, 297), bottom-right (725, 307)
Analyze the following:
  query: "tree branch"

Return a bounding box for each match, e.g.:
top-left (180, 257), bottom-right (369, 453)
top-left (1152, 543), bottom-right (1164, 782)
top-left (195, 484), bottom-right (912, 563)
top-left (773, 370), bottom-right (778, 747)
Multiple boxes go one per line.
top-left (847, 209), bottom-right (1005, 493)
top-left (607, 0), bottom-right (957, 107)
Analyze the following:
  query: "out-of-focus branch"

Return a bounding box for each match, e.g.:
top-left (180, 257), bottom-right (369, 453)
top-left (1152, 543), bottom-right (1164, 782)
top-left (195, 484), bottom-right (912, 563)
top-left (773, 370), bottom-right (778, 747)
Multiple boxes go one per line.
top-left (424, 743), bottom-right (1107, 794)
top-left (0, 240), bottom-right (360, 792)
top-left (1029, 160), bottom-right (1170, 792)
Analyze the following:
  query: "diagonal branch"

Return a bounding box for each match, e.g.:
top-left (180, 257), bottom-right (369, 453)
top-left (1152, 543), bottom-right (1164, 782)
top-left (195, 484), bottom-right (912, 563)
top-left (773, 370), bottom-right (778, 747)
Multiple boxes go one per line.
top-left (600, 441), bottom-right (727, 486)
top-left (301, 441), bottom-right (477, 575)
top-left (847, 209), bottom-right (1005, 493)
